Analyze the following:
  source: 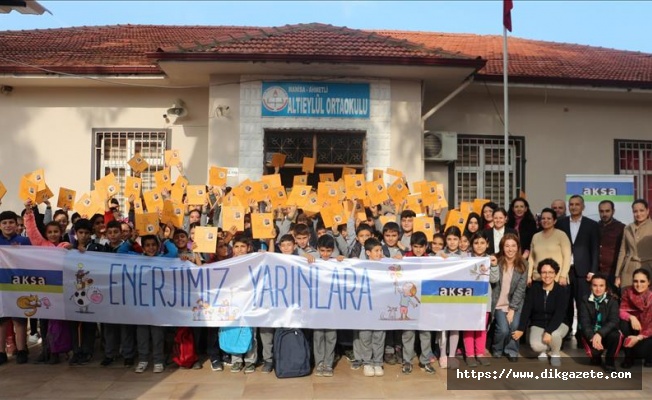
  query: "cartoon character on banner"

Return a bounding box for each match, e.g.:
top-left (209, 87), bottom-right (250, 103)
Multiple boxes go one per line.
top-left (16, 294), bottom-right (51, 317)
top-left (470, 261), bottom-right (491, 280)
top-left (382, 265), bottom-right (420, 320)
top-left (192, 289), bottom-right (240, 321)
top-left (398, 282), bottom-right (420, 320)
top-left (70, 263), bottom-right (103, 313)
top-left (387, 265), bottom-right (402, 293)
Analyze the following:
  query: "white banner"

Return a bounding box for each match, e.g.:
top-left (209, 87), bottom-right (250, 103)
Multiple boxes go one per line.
top-left (0, 247), bottom-right (490, 330)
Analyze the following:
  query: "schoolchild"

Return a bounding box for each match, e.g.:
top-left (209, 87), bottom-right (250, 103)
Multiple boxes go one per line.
top-left (401, 231), bottom-right (436, 374)
top-left (358, 237), bottom-right (387, 377)
top-left (118, 232), bottom-right (178, 373)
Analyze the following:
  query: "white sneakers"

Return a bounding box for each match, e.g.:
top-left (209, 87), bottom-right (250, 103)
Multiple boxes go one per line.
top-left (134, 361), bottom-right (148, 373)
top-left (538, 352), bottom-right (548, 361)
top-left (153, 363), bottom-right (165, 373)
top-left (363, 365), bottom-right (384, 377)
top-left (27, 334), bottom-right (40, 345)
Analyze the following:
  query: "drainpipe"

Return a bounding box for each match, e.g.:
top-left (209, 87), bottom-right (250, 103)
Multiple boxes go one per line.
top-left (421, 76), bottom-right (474, 127)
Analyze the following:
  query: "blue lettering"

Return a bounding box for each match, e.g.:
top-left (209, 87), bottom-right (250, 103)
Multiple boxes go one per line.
top-left (297, 265), bottom-right (313, 308)
top-left (122, 264), bottom-right (137, 306)
top-left (343, 268), bottom-right (358, 310)
top-left (167, 267), bottom-right (178, 307)
top-left (187, 267), bottom-right (204, 306)
top-left (328, 268), bottom-right (344, 310)
top-left (275, 265), bottom-right (289, 308)
top-left (210, 268), bottom-right (229, 307)
top-left (109, 263), bottom-right (120, 305)
top-left (359, 268), bottom-right (372, 311)
top-left (260, 265), bottom-right (274, 308)
top-left (152, 266), bottom-right (165, 307)
top-left (315, 266), bottom-right (329, 309)
top-left (138, 265), bottom-right (150, 306)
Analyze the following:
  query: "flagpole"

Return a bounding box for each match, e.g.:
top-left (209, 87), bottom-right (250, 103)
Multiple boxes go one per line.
top-left (503, 25), bottom-right (509, 206)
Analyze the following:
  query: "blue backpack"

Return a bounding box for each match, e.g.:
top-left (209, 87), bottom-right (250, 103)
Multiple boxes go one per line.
top-left (219, 326), bottom-right (253, 355)
top-left (273, 328), bottom-right (311, 378)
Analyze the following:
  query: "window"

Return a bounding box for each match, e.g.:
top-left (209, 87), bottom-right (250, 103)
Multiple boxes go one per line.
top-left (615, 140), bottom-right (652, 201)
top-left (453, 135), bottom-right (525, 207)
top-left (264, 130), bottom-right (365, 187)
top-left (93, 130), bottom-right (170, 206)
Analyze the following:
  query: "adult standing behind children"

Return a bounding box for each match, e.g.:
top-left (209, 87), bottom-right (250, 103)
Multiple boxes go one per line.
top-left (615, 199), bottom-right (652, 289)
top-left (484, 208), bottom-right (517, 255)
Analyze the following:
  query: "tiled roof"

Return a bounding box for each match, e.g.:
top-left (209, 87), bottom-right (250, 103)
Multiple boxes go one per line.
top-left (375, 30), bottom-right (652, 87)
top-left (1, 24), bottom-right (651, 88)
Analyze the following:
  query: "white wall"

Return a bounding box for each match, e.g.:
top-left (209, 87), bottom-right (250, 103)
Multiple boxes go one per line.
top-left (0, 86), bottom-right (208, 212)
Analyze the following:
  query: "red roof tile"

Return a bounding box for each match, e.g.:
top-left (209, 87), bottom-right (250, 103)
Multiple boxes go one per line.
top-left (1, 24), bottom-right (651, 88)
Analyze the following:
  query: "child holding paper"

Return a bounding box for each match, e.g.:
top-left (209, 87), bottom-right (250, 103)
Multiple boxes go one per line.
top-left (118, 231), bottom-right (178, 373)
top-left (400, 231), bottom-right (436, 374)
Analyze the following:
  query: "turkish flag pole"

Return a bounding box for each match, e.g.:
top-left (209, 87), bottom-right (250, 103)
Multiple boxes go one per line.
top-left (502, 0), bottom-right (513, 205)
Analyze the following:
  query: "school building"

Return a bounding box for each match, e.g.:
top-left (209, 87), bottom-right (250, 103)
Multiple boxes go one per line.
top-left (0, 23), bottom-right (651, 213)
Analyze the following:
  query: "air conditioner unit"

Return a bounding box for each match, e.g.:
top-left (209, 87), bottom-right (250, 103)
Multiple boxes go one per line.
top-left (424, 131), bottom-right (457, 162)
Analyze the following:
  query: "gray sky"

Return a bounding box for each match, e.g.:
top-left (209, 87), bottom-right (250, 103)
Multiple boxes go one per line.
top-left (3, 1), bottom-right (651, 53)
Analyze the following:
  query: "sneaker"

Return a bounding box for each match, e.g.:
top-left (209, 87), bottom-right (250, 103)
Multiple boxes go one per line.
top-left (322, 366), bottom-right (334, 377)
top-left (27, 334), bottom-right (40, 346)
top-left (124, 357), bottom-right (134, 367)
top-left (477, 356), bottom-right (491, 366)
top-left (314, 363), bottom-right (324, 377)
top-left (243, 362), bottom-right (255, 374)
top-left (153, 363), bottom-right (164, 373)
top-left (419, 362), bottom-right (436, 374)
top-left (465, 357), bottom-right (478, 367)
top-left (16, 350), bottom-right (28, 364)
top-left (438, 357), bottom-right (448, 369)
top-left (222, 354), bottom-right (232, 365)
top-left (261, 361), bottom-right (273, 373)
top-left (538, 352), bottom-right (548, 361)
top-left (344, 349), bottom-right (355, 362)
top-left (550, 355), bottom-right (562, 367)
top-left (100, 357), bottom-right (114, 367)
top-left (374, 365), bottom-right (384, 377)
top-left (363, 365), bottom-right (375, 377)
top-left (192, 361), bottom-right (203, 370)
top-left (350, 360), bottom-right (362, 370)
top-left (210, 359), bottom-right (224, 371)
top-left (135, 361), bottom-right (149, 373)
top-left (231, 361), bottom-right (244, 373)
top-left (402, 362), bottom-right (413, 374)
top-left (0, 352), bottom-right (6, 366)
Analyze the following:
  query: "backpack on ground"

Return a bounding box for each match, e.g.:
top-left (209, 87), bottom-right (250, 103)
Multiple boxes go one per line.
top-left (172, 327), bottom-right (198, 368)
top-left (273, 328), bottom-right (311, 378)
top-left (47, 319), bottom-right (72, 354)
top-left (219, 326), bottom-right (253, 355)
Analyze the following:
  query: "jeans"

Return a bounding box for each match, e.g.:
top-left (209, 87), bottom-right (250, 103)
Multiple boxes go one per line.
top-left (492, 309), bottom-right (521, 357)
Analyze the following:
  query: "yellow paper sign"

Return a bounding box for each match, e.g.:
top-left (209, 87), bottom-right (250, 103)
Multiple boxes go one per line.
top-left (171, 175), bottom-right (188, 204)
top-left (125, 176), bottom-right (142, 201)
top-left (410, 180), bottom-right (426, 195)
top-left (302, 157), bottom-right (315, 174)
top-left (128, 153), bottom-right (149, 173)
top-left (222, 192), bottom-right (242, 207)
top-left (0, 179), bottom-right (7, 200)
top-left (421, 181), bottom-right (439, 208)
top-left (445, 209), bottom-right (468, 233)
top-left (293, 175), bottom-right (308, 187)
top-left (406, 194), bottom-right (424, 214)
top-left (36, 184), bottom-right (54, 204)
top-left (388, 178), bottom-right (409, 206)
top-left (222, 206), bottom-right (245, 232)
top-left (286, 185), bottom-right (311, 207)
top-left (414, 216), bottom-right (435, 238)
top-left (343, 199), bottom-right (367, 223)
top-left (270, 153), bottom-right (287, 168)
top-left (130, 198), bottom-right (144, 214)
top-left (19, 176), bottom-right (38, 202)
top-left (460, 201), bottom-right (475, 215)
top-left (251, 213), bottom-right (276, 239)
top-left (386, 168), bottom-right (404, 178)
top-left (209, 166), bottom-right (228, 187)
top-left (161, 200), bottom-right (184, 228)
top-left (193, 226), bottom-right (218, 253)
top-left (367, 179), bottom-right (389, 206)
top-left (154, 168), bottom-right (173, 192)
top-left (186, 185), bottom-right (207, 206)
top-left (302, 192), bottom-right (321, 215)
top-left (165, 149), bottom-right (181, 167)
top-left (270, 186), bottom-right (287, 208)
top-left (74, 193), bottom-right (96, 217)
top-left (143, 189), bottom-right (164, 213)
top-left (436, 183), bottom-right (449, 209)
top-left (344, 174), bottom-right (366, 200)
top-left (317, 181), bottom-right (339, 207)
top-left (319, 173), bottom-right (335, 182)
top-left (261, 173), bottom-right (282, 189)
top-left (136, 213), bottom-right (160, 236)
top-left (342, 167), bottom-right (356, 176)
top-left (321, 202), bottom-right (346, 229)
top-left (373, 169), bottom-right (384, 182)
top-left (27, 169), bottom-right (46, 192)
top-left (379, 215), bottom-right (395, 229)
top-left (473, 198), bottom-right (490, 215)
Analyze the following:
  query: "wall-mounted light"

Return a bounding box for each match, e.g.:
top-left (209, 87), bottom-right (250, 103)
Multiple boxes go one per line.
top-left (215, 105), bottom-right (231, 118)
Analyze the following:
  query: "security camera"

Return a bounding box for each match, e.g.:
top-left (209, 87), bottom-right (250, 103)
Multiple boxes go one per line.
top-left (0, 85), bottom-right (13, 95)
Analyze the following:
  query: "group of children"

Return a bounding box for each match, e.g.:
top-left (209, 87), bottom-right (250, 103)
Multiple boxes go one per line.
top-left (0, 188), bottom-right (501, 378)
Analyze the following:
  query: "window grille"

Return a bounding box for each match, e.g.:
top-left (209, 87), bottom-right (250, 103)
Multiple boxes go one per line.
top-left (615, 139), bottom-right (652, 201)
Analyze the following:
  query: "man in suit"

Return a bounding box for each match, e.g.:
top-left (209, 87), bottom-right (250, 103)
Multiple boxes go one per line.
top-left (556, 195), bottom-right (600, 341)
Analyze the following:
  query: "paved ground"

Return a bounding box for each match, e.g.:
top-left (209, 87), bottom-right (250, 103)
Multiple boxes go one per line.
top-left (0, 341), bottom-right (650, 399)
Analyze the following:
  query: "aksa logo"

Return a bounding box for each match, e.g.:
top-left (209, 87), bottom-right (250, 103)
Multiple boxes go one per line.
top-left (262, 86), bottom-right (289, 112)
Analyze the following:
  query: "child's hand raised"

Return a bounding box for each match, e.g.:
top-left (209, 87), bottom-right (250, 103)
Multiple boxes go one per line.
top-left (23, 199), bottom-right (34, 214)
top-left (304, 253), bottom-right (316, 264)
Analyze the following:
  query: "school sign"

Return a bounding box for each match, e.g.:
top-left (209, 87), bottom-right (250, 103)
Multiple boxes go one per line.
top-left (0, 247), bottom-right (489, 330)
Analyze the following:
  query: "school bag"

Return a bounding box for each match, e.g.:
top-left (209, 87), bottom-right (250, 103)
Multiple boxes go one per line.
top-left (172, 327), bottom-right (198, 368)
top-left (273, 328), bottom-right (311, 378)
top-left (219, 326), bottom-right (253, 354)
top-left (47, 319), bottom-right (72, 354)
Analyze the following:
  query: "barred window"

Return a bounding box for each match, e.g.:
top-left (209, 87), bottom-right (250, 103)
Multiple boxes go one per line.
top-left (615, 139), bottom-right (652, 201)
top-left (264, 129), bottom-right (365, 187)
top-left (454, 135), bottom-right (525, 207)
top-left (93, 129), bottom-right (170, 207)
